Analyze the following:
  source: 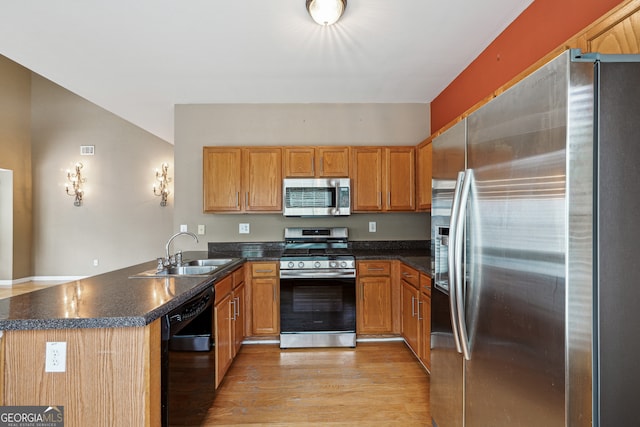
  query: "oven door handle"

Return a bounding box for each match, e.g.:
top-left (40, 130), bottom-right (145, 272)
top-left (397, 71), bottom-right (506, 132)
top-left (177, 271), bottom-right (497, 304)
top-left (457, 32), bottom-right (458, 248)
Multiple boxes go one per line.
top-left (280, 270), bottom-right (356, 279)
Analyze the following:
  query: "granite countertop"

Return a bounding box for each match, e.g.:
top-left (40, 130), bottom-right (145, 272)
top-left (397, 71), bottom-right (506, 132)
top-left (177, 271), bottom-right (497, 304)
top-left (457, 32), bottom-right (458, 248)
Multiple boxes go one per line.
top-left (0, 253), bottom-right (244, 331)
top-left (207, 241), bottom-right (433, 275)
top-left (0, 242), bottom-right (431, 331)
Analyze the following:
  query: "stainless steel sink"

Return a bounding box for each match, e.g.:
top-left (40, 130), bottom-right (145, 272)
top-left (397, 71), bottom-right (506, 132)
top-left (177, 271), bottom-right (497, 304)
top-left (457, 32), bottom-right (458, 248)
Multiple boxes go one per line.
top-left (130, 258), bottom-right (240, 278)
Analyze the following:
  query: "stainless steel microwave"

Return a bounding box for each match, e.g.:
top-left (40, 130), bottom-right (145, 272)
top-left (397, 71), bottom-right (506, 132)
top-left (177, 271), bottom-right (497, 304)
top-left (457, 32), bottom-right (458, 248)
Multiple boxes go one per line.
top-left (283, 178), bottom-right (351, 216)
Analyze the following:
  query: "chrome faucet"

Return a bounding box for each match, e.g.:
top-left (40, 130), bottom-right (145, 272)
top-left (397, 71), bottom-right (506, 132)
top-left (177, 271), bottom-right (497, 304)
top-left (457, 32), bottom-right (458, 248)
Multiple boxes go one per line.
top-left (160, 231), bottom-right (199, 270)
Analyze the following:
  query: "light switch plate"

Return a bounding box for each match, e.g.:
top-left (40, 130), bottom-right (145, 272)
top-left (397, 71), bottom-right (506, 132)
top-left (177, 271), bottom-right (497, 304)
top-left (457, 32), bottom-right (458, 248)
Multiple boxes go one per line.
top-left (369, 221), bottom-right (377, 232)
top-left (197, 224), bottom-right (206, 235)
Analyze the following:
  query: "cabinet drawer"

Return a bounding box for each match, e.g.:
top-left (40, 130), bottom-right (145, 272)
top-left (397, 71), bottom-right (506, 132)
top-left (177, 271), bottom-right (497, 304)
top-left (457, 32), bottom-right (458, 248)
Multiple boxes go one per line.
top-left (215, 274), bottom-right (233, 304)
top-left (233, 266), bottom-right (245, 288)
top-left (251, 262), bottom-right (277, 277)
top-left (420, 272), bottom-right (432, 296)
top-left (400, 264), bottom-right (419, 288)
top-left (357, 261), bottom-right (391, 276)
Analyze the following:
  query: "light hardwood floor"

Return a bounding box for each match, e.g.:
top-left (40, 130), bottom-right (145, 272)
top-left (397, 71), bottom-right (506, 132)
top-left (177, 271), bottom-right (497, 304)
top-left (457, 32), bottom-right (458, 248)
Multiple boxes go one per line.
top-left (169, 341), bottom-right (431, 426)
top-left (0, 281), bottom-right (65, 299)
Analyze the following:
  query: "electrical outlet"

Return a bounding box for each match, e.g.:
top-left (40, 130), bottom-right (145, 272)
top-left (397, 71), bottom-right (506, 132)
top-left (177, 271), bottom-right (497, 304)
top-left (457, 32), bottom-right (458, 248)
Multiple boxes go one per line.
top-left (179, 224), bottom-right (188, 232)
top-left (239, 223), bottom-right (250, 234)
top-left (369, 221), bottom-right (377, 232)
top-left (93, 259), bottom-right (99, 267)
top-left (197, 224), bottom-right (206, 235)
top-left (45, 342), bottom-right (67, 373)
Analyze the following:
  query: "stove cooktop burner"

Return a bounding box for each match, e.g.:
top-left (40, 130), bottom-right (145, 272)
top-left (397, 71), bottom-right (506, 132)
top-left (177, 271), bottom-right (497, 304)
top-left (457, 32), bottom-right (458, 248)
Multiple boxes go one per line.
top-left (281, 248), bottom-right (352, 257)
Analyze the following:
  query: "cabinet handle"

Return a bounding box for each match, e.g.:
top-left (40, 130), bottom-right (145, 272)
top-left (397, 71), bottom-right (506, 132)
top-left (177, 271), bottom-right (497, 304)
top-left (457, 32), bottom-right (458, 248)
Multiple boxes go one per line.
top-left (312, 156), bottom-right (316, 175)
top-left (418, 300), bottom-right (423, 320)
top-left (387, 192), bottom-right (391, 207)
top-left (230, 299), bottom-right (236, 320)
top-left (245, 192), bottom-right (249, 208)
top-left (234, 296), bottom-right (240, 318)
top-left (367, 267), bottom-right (385, 272)
top-left (411, 296), bottom-right (416, 317)
top-left (236, 192), bottom-right (240, 208)
top-left (255, 269), bottom-right (273, 274)
top-left (402, 272), bottom-right (414, 278)
top-left (378, 192), bottom-right (382, 207)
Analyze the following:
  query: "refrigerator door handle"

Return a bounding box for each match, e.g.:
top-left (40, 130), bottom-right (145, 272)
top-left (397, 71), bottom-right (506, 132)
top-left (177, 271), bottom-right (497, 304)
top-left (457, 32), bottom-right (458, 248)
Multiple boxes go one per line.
top-left (455, 168), bottom-right (473, 361)
top-left (448, 171), bottom-right (465, 353)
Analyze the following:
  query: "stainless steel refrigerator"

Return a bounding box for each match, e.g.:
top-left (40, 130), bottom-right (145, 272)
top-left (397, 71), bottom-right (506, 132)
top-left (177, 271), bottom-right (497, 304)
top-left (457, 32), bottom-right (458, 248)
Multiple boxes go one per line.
top-left (430, 49), bottom-right (640, 427)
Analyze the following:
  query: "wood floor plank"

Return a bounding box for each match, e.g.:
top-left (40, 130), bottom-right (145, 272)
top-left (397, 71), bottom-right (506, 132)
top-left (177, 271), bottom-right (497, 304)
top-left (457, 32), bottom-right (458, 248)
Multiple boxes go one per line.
top-left (169, 341), bottom-right (430, 426)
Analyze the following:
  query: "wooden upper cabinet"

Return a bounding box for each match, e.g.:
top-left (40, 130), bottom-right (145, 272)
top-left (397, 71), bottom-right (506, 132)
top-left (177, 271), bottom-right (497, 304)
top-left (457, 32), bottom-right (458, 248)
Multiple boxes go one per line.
top-left (203, 147), bottom-right (242, 212)
top-left (386, 147), bottom-right (415, 211)
top-left (203, 146), bottom-right (282, 213)
top-left (579, 1), bottom-right (640, 54)
top-left (351, 146), bottom-right (415, 212)
top-left (416, 139), bottom-right (433, 211)
top-left (284, 146), bottom-right (349, 177)
top-left (243, 147), bottom-right (282, 212)
top-left (351, 147), bottom-right (384, 211)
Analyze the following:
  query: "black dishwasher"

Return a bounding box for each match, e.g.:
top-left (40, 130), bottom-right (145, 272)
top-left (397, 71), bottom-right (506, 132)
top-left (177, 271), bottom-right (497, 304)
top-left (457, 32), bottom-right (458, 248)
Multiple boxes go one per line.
top-left (161, 285), bottom-right (214, 427)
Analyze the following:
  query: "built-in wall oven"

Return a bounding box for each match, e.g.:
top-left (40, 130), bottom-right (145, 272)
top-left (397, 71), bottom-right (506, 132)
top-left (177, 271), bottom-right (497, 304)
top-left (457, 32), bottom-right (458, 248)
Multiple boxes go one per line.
top-left (279, 227), bottom-right (356, 348)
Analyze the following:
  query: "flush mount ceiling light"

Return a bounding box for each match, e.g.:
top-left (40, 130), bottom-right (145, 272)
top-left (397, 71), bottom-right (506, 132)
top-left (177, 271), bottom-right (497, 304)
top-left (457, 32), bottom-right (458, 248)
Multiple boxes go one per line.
top-left (306, 0), bottom-right (347, 26)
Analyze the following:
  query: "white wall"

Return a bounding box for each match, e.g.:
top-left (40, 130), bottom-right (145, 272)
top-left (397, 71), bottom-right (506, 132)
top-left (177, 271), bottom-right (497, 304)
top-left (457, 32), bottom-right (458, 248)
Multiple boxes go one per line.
top-left (174, 103), bottom-right (431, 246)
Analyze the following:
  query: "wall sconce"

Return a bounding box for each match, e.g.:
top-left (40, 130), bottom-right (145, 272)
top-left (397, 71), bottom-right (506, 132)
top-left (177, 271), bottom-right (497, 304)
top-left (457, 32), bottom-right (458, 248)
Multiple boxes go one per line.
top-left (306, 0), bottom-right (347, 26)
top-left (65, 162), bottom-right (85, 207)
top-left (153, 162), bottom-right (171, 206)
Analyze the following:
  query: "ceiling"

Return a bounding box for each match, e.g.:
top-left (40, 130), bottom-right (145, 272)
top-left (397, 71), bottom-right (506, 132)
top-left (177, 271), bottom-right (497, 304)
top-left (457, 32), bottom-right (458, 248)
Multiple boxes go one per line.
top-left (0, 0), bottom-right (533, 144)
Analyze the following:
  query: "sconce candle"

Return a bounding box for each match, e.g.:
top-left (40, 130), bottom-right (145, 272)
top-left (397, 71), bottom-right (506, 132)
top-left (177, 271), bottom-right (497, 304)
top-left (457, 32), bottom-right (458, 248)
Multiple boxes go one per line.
top-left (65, 162), bottom-right (85, 207)
top-left (153, 162), bottom-right (171, 206)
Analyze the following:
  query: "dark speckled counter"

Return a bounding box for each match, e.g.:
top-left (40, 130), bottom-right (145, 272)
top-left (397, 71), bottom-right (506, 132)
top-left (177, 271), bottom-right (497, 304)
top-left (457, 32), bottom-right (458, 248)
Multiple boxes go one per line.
top-left (0, 241), bottom-right (431, 331)
top-left (207, 240), bottom-right (433, 275)
top-left (0, 253), bottom-right (244, 331)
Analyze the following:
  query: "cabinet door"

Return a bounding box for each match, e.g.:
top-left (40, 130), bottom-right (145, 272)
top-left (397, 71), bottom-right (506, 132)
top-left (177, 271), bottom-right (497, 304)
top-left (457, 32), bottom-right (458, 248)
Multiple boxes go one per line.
top-left (214, 293), bottom-right (233, 388)
top-left (351, 147), bottom-right (383, 211)
top-left (284, 147), bottom-right (315, 177)
top-left (242, 148), bottom-right (282, 212)
top-left (420, 292), bottom-right (431, 370)
top-left (416, 140), bottom-right (433, 210)
top-left (401, 280), bottom-right (420, 353)
top-left (357, 276), bottom-right (392, 333)
top-left (251, 277), bottom-right (279, 335)
top-left (317, 146), bottom-right (349, 177)
top-left (232, 282), bottom-right (245, 357)
top-left (386, 147), bottom-right (415, 211)
top-left (203, 147), bottom-right (242, 212)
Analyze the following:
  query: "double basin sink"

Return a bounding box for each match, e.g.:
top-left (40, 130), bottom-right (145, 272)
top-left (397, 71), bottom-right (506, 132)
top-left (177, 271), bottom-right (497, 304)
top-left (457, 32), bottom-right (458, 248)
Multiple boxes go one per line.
top-left (132, 258), bottom-right (238, 278)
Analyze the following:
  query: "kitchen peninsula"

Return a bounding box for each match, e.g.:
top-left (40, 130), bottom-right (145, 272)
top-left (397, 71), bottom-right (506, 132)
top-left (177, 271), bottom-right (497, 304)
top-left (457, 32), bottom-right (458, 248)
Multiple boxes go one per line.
top-left (0, 245), bottom-right (431, 427)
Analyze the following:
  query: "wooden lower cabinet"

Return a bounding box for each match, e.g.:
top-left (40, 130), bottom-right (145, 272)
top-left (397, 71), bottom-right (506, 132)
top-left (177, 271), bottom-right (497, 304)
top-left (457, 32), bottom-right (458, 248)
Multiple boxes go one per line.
top-left (249, 262), bottom-right (279, 336)
top-left (356, 261), bottom-right (393, 334)
top-left (401, 280), bottom-right (420, 352)
top-left (399, 263), bottom-right (432, 371)
top-left (214, 266), bottom-right (246, 388)
top-left (419, 272), bottom-right (432, 370)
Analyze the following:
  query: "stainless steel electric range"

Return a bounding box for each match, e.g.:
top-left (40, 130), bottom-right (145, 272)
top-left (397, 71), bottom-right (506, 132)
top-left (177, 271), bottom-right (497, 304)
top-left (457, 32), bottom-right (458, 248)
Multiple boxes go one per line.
top-left (279, 227), bottom-right (356, 348)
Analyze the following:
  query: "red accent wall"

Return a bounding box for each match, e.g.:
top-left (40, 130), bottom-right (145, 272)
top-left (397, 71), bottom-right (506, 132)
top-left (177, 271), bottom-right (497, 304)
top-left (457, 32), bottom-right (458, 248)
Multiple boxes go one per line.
top-left (430, 0), bottom-right (626, 133)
